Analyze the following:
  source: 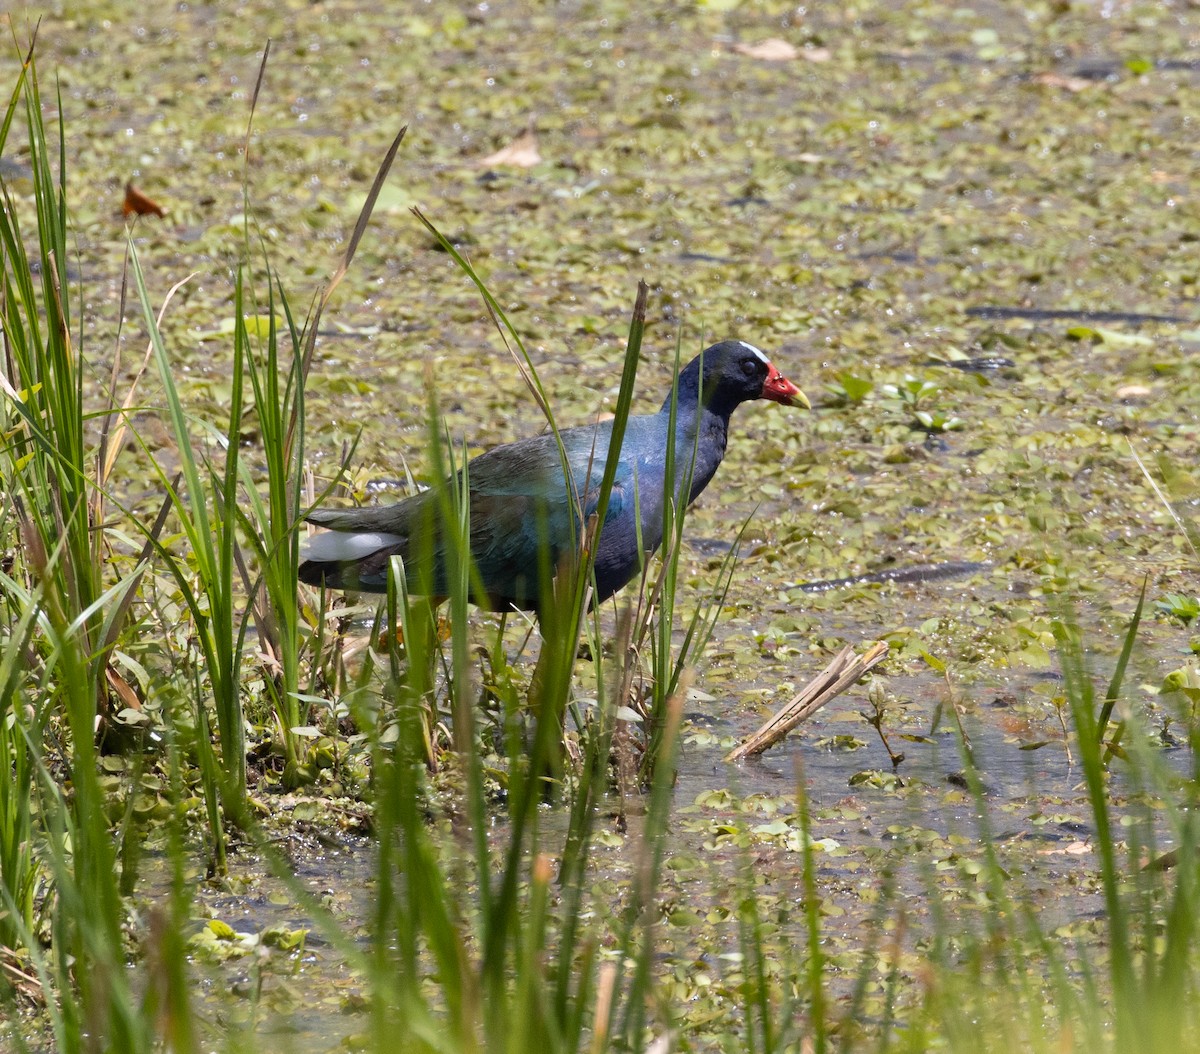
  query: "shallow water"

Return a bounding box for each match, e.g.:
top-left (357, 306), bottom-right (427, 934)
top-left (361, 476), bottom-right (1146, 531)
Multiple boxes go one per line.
top-left (6, 0), bottom-right (1200, 1046)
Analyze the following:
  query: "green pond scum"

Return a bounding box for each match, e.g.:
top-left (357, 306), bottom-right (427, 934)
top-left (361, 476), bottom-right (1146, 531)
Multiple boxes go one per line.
top-left (2, 0), bottom-right (1200, 1050)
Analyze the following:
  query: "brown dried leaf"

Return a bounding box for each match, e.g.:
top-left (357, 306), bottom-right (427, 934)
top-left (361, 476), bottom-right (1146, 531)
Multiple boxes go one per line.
top-left (105, 665), bottom-right (142, 711)
top-left (733, 38), bottom-right (798, 61)
top-left (122, 182), bottom-right (167, 218)
top-left (477, 125), bottom-right (541, 169)
top-left (1033, 71), bottom-right (1091, 93)
top-left (1115, 384), bottom-right (1152, 401)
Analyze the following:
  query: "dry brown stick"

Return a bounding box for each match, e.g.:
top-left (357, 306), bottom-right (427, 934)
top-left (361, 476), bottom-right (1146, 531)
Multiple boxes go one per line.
top-left (725, 640), bottom-right (889, 760)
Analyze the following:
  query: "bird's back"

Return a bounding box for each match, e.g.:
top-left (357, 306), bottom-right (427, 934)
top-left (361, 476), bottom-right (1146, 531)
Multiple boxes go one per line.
top-left (302, 403), bottom-right (720, 609)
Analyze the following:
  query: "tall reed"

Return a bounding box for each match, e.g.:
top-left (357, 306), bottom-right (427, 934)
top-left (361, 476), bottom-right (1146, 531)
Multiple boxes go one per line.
top-left (0, 43), bottom-right (155, 1048)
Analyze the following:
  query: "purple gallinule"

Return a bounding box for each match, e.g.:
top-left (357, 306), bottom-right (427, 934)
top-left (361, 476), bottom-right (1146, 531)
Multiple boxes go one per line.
top-left (300, 340), bottom-right (807, 611)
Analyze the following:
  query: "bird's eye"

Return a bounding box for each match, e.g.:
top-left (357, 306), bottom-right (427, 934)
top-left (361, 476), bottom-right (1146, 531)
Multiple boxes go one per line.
top-left (741, 358), bottom-right (758, 376)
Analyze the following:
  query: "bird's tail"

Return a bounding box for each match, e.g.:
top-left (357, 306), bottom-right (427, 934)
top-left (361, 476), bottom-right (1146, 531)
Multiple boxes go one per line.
top-left (298, 526), bottom-right (406, 593)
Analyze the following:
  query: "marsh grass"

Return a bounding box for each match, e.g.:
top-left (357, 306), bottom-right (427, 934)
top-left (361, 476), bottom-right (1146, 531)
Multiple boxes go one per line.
top-left (871, 595), bottom-right (1200, 1054)
top-left (0, 45), bottom-right (155, 1051)
top-left (343, 333), bottom-right (696, 1051)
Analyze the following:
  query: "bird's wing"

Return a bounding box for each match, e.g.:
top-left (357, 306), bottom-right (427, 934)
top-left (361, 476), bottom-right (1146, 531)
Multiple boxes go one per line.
top-left (458, 435), bottom-right (594, 601)
top-left (305, 491), bottom-right (430, 535)
top-left (302, 416), bottom-right (656, 604)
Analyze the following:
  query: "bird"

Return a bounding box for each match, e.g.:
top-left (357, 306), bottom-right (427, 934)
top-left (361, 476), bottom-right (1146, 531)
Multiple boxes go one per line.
top-left (299, 340), bottom-right (807, 614)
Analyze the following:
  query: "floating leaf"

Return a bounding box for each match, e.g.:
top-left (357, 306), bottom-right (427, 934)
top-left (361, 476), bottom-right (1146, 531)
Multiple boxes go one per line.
top-left (196, 315), bottom-right (285, 341)
top-left (1156, 593), bottom-right (1200, 626)
top-left (207, 919), bottom-right (237, 941)
top-left (477, 124), bottom-right (542, 169)
top-left (1033, 71), bottom-right (1091, 93)
top-left (261, 926), bottom-right (308, 952)
top-left (732, 39), bottom-right (798, 62)
top-left (1092, 327), bottom-right (1154, 348)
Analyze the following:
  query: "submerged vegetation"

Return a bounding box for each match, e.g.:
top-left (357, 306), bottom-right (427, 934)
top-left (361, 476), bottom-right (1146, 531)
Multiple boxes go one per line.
top-left (3, 0), bottom-right (1200, 1050)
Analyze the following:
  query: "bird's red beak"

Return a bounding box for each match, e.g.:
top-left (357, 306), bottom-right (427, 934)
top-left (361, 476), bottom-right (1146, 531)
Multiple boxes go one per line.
top-left (762, 363), bottom-right (810, 408)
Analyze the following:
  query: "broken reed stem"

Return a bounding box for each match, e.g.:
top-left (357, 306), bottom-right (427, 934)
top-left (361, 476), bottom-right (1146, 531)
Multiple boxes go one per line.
top-left (726, 640), bottom-right (889, 761)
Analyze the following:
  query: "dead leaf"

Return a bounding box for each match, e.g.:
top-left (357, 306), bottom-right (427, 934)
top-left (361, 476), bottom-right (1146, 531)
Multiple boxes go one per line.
top-left (1033, 71), bottom-right (1091, 93)
top-left (477, 124), bottom-right (541, 169)
top-left (122, 182), bottom-right (167, 218)
top-left (733, 38), bottom-right (798, 61)
top-left (105, 666), bottom-right (142, 711)
top-left (372, 617), bottom-right (452, 652)
top-left (1115, 384), bottom-right (1152, 400)
top-left (802, 46), bottom-right (832, 63)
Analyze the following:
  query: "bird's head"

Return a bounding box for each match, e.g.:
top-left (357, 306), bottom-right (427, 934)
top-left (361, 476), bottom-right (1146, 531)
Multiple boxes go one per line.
top-left (675, 340), bottom-right (810, 416)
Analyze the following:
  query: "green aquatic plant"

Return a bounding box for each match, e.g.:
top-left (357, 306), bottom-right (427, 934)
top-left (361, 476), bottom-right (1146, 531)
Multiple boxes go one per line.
top-left (824, 370), bottom-right (874, 406)
top-left (1156, 592), bottom-right (1200, 627)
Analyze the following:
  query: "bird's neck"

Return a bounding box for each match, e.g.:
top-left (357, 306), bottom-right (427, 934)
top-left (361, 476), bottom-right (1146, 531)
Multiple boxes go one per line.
top-left (662, 384), bottom-right (734, 442)
top-left (660, 370), bottom-right (741, 423)
top-left (668, 403), bottom-right (728, 505)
